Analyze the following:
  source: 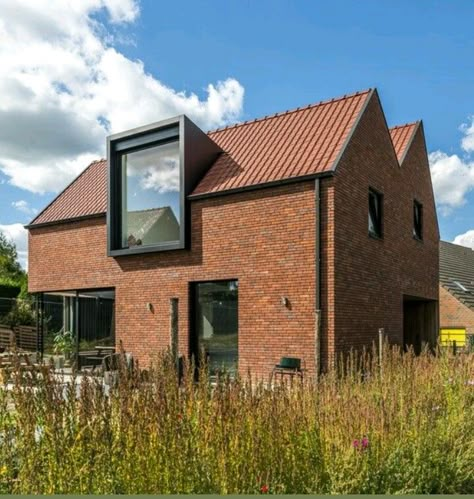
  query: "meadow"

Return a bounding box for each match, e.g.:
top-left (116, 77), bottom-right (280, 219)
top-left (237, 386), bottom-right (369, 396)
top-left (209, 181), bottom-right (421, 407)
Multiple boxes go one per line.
top-left (0, 346), bottom-right (472, 494)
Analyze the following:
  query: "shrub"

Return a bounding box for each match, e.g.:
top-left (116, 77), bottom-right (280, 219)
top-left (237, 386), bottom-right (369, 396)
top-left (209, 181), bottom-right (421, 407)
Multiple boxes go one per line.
top-left (1, 299), bottom-right (35, 328)
top-left (0, 347), bottom-right (472, 494)
top-left (52, 330), bottom-right (74, 357)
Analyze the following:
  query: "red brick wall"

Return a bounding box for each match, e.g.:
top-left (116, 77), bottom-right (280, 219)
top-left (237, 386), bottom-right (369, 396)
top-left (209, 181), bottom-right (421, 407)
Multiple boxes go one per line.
top-left (29, 182), bottom-right (318, 378)
top-left (331, 93), bottom-right (439, 356)
top-left (28, 93), bottom-right (439, 376)
top-left (439, 285), bottom-right (474, 334)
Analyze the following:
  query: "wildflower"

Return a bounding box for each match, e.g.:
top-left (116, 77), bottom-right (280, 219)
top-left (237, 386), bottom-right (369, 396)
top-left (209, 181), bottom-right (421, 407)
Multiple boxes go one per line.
top-left (432, 405), bottom-right (441, 412)
top-left (34, 426), bottom-right (44, 443)
top-left (260, 484), bottom-right (269, 493)
top-left (467, 380), bottom-right (474, 386)
top-left (353, 439), bottom-right (359, 449)
top-left (361, 437), bottom-right (369, 449)
top-left (177, 413), bottom-right (183, 421)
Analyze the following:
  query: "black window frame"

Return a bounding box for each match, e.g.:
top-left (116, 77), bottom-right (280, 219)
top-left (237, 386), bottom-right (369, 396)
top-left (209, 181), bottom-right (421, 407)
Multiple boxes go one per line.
top-left (107, 117), bottom-right (185, 257)
top-left (189, 279), bottom-right (239, 377)
top-left (413, 199), bottom-right (423, 241)
top-left (368, 187), bottom-right (383, 239)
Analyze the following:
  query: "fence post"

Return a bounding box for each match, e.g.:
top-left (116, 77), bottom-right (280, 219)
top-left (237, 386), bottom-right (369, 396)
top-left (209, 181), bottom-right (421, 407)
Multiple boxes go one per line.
top-left (170, 298), bottom-right (179, 371)
top-left (9, 329), bottom-right (16, 351)
top-left (452, 340), bottom-right (457, 356)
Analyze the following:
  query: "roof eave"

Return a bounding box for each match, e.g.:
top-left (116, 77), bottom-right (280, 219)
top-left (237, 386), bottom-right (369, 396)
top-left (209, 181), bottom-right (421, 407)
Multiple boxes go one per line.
top-left (188, 170), bottom-right (335, 201)
top-left (25, 212), bottom-right (106, 230)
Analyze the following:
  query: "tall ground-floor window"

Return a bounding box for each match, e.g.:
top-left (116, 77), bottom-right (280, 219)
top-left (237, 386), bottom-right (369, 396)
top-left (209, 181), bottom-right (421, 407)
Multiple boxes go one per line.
top-left (40, 289), bottom-right (115, 367)
top-left (192, 280), bottom-right (238, 376)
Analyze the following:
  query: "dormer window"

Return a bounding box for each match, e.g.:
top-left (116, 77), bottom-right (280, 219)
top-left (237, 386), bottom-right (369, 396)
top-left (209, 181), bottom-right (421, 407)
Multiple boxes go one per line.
top-left (121, 139), bottom-right (181, 248)
top-left (107, 116), bottom-right (221, 256)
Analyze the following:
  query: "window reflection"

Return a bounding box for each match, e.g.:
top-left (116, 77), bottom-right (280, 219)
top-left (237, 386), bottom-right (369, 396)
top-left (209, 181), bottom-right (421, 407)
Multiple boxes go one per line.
top-left (195, 281), bottom-right (238, 375)
top-left (121, 140), bottom-right (180, 248)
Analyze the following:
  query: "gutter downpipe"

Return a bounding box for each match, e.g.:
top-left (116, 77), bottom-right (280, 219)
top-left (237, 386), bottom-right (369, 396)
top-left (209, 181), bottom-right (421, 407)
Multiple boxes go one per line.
top-left (315, 178), bottom-right (322, 380)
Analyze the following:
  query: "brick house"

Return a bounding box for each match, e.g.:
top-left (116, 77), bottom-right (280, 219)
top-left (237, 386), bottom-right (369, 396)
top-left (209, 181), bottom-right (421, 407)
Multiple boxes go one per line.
top-left (27, 88), bottom-right (439, 377)
top-left (439, 241), bottom-right (474, 348)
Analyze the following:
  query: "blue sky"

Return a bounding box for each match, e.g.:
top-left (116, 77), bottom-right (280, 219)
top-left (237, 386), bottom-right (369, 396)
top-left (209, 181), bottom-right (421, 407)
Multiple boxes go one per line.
top-left (1, 0), bottom-right (474, 266)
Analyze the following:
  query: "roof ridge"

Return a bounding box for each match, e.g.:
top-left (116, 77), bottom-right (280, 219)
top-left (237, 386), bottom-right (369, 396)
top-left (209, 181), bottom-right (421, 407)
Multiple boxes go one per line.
top-left (129, 207), bottom-right (168, 213)
top-left (207, 88), bottom-right (373, 135)
top-left (389, 121), bottom-right (420, 131)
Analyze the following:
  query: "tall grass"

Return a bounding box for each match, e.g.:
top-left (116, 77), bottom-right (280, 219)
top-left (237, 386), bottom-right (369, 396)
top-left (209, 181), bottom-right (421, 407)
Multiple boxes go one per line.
top-left (0, 346), bottom-right (472, 494)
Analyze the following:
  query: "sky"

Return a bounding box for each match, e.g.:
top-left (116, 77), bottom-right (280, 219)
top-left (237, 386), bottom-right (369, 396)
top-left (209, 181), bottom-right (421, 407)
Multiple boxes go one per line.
top-left (0, 0), bottom-right (474, 268)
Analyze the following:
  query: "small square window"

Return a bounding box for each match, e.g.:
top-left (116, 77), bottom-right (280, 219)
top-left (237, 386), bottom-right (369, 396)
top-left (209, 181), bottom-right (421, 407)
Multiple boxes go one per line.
top-left (368, 188), bottom-right (383, 238)
top-left (413, 200), bottom-right (423, 240)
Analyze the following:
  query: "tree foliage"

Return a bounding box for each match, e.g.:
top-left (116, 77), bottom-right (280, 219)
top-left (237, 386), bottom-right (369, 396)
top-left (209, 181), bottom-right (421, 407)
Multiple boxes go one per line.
top-left (0, 231), bottom-right (25, 286)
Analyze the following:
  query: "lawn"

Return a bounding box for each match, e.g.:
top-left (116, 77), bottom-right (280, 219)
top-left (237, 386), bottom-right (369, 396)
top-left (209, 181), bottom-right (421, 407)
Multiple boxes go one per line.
top-left (0, 346), bottom-right (472, 494)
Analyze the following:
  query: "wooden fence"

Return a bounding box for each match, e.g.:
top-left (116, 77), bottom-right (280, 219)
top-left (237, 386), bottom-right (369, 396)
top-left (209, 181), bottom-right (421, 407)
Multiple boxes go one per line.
top-left (0, 324), bottom-right (37, 352)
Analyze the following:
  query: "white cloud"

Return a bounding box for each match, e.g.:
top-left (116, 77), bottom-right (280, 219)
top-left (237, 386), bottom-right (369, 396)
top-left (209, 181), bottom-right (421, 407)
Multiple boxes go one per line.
top-left (429, 116), bottom-right (474, 214)
top-left (453, 230), bottom-right (474, 250)
top-left (428, 150), bottom-right (474, 213)
top-left (460, 117), bottom-right (474, 153)
top-left (11, 200), bottom-right (38, 216)
top-left (0, 0), bottom-right (244, 194)
top-left (140, 161), bottom-right (180, 194)
top-left (126, 140), bottom-right (179, 193)
top-left (0, 223), bottom-right (28, 270)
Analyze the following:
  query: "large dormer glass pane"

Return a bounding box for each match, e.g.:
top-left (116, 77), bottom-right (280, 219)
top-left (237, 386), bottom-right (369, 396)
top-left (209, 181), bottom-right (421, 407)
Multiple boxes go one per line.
top-left (120, 140), bottom-right (180, 248)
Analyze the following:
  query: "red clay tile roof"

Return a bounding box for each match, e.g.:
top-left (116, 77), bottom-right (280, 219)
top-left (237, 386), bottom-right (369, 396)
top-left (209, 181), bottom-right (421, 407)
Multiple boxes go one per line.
top-left (30, 159), bottom-right (107, 226)
top-left (29, 89), bottom-right (421, 228)
top-left (191, 89), bottom-right (373, 196)
top-left (389, 122), bottom-right (419, 163)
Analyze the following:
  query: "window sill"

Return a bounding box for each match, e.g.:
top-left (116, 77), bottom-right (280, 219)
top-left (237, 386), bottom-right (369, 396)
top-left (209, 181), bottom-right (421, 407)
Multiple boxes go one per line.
top-left (368, 231), bottom-right (383, 241)
top-left (108, 241), bottom-right (184, 257)
top-left (413, 235), bottom-right (424, 243)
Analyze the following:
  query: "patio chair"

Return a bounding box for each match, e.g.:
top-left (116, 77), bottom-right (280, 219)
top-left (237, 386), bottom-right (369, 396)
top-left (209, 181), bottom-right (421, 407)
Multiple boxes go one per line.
top-left (271, 356), bottom-right (304, 383)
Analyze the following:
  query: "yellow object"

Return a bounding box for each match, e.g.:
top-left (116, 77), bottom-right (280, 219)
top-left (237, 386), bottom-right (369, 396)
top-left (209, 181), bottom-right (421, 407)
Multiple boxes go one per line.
top-left (440, 328), bottom-right (466, 347)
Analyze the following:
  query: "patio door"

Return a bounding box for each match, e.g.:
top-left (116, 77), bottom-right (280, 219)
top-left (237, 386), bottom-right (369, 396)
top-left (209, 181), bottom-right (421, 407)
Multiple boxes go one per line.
top-left (191, 280), bottom-right (238, 375)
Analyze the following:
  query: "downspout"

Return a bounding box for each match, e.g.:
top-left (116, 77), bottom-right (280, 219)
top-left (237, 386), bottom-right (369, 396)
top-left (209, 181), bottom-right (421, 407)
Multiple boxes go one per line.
top-left (75, 291), bottom-right (80, 367)
top-left (315, 178), bottom-right (322, 380)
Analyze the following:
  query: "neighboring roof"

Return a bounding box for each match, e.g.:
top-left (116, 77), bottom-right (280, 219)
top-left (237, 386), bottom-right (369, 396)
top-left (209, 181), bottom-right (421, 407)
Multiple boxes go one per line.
top-left (191, 89), bottom-right (373, 196)
top-left (440, 241), bottom-right (474, 311)
top-left (29, 159), bottom-right (107, 226)
top-left (127, 207), bottom-right (176, 241)
top-left (389, 122), bottom-right (419, 163)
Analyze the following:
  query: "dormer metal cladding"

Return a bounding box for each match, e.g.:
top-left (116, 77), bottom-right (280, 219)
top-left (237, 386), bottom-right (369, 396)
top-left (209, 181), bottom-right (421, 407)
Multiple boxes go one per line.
top-left (107, 115), bottom-right (222, 256)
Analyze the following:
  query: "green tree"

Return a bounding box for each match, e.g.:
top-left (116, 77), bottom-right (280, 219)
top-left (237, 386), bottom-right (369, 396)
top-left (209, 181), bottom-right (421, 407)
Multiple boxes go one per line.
top-left (0, 231), bottom-right (25, 284)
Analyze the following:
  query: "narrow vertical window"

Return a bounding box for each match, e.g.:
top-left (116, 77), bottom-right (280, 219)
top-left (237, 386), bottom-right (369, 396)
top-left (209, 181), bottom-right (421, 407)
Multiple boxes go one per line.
top-left (368, 188), bottom-right (383, 238)
top-left (413, 200), bottom-right (423, 240)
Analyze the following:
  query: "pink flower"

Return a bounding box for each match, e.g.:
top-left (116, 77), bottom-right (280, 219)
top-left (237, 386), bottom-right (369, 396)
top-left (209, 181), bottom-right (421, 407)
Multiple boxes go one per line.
top-left (361, 437), bottom-right (369, 449)
top-left (353, 439), bottom-right (359, 449)
top-left (260, 484), bottom-right (269, 493)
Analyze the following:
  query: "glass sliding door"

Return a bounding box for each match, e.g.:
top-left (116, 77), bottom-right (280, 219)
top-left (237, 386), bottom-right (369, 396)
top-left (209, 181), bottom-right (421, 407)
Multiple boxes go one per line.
top-left (41, 290), bottom-right (115, 368)
top-left (193, 280), bottom-right (238, 376)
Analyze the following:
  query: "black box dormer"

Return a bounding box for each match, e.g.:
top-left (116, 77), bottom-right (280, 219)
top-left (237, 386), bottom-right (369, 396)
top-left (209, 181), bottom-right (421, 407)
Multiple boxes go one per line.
top-left (107, 115), bottom-right (222, 256)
